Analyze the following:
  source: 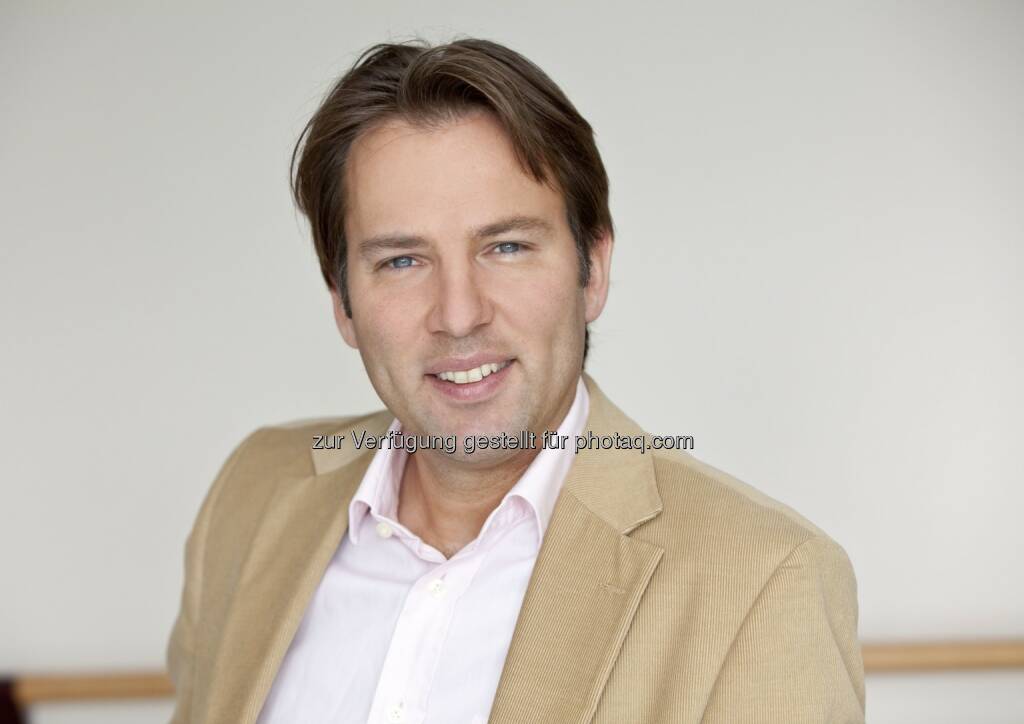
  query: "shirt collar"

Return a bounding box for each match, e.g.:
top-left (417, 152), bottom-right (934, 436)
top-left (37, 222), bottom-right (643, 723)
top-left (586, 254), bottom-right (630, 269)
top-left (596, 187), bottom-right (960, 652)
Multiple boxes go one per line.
top-left (347, 376), bottom-right (590, 550)
top-left (347, 418), bottom-right (407, 545)
top-left (500, 376), bottom-right (589, 548)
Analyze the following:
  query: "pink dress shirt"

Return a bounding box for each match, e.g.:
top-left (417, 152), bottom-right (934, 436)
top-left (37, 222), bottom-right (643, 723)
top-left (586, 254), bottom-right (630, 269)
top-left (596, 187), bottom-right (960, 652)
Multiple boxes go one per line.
top-left (257, 377), bottom-right (589, 724)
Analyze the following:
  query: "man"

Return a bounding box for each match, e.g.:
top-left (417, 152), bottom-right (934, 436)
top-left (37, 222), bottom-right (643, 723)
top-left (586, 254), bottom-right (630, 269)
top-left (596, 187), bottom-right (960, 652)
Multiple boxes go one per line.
top-left (167, 38), bottom-right (865, 723)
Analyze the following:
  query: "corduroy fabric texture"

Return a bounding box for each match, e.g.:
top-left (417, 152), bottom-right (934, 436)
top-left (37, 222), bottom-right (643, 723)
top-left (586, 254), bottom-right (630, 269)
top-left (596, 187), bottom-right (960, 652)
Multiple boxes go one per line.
top-left (167, 374), bottom-right (865, 723)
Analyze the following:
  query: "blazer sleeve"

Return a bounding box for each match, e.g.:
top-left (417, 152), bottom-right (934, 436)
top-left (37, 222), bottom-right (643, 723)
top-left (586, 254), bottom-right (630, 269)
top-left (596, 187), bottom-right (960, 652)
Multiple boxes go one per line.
top-left (166, 430), bottom-right (262, 724)
top-left (702, 535), bottom-right (866, 723)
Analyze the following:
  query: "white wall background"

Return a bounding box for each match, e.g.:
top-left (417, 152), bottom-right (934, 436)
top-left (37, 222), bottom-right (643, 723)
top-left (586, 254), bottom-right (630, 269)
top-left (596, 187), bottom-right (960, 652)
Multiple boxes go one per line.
top-left (2, 1), bottom-right (1021, 722)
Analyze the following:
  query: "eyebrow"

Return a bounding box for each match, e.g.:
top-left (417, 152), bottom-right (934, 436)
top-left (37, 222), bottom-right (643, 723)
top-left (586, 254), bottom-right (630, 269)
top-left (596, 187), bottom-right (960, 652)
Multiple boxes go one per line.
top-left (473, 215), bottom-right (554, 239)
top-left (356, 215), bottom-right (554, 259)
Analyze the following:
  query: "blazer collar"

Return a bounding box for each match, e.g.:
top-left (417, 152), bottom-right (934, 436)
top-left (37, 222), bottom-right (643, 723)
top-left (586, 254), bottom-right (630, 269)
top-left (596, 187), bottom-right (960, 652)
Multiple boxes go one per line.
top-left (562, 372), bottom-right (663, 534)
top-left (309, 372), bottom-right (662, 533)
top-left (207, 372), bottom-right (663, 724)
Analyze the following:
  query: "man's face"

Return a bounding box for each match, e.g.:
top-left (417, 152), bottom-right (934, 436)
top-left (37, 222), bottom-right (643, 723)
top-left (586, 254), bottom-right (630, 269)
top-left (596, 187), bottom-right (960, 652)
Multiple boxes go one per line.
top-left (332, 110), bottom-right (611, 464)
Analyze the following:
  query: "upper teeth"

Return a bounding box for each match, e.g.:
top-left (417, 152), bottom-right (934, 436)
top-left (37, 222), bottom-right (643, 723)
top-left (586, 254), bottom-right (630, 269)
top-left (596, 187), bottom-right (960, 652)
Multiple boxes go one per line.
top-left (437, 361), bottom-right (510, 384)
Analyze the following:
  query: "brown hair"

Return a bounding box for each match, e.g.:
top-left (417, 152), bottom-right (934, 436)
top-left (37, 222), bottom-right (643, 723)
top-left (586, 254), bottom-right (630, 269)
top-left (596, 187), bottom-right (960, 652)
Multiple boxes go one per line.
top-left (290, 37), bottom-right (613, 361)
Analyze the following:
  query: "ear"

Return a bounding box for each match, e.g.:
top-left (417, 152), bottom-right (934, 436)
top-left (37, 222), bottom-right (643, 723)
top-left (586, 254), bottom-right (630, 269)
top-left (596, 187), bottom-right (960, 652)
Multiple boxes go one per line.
top-left (583, 229), bottom-right (614, 323)
top-left (330, 287), bottom-right (360, 349)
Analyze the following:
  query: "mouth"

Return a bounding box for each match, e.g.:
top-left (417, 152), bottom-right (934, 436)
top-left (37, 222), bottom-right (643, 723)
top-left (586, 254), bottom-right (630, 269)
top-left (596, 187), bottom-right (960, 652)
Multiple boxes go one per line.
top-left (433, 359), bottom-right (513, 384)
top-left (425, 357), bottom-right (516, 402)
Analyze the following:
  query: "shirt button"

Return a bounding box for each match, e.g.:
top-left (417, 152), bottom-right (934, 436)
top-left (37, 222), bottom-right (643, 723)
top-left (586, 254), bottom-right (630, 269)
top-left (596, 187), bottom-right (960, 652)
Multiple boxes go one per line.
top-left (375, 521), bottom-right (393, 538)
top-left (427, 578), bottom-right (446, 598)
top-left (386, 702), bottom-right (405, 723)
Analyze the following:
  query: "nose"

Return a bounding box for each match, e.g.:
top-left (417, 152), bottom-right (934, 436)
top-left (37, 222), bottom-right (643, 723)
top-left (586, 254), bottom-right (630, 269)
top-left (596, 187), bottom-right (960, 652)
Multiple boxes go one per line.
top-left (426, 258), bottom-right (492, 339)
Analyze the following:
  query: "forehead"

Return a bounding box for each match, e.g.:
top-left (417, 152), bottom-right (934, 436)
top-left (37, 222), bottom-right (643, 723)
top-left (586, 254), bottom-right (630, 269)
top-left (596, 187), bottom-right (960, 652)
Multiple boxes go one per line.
top-left (343, 111), bottom-right (566, 240)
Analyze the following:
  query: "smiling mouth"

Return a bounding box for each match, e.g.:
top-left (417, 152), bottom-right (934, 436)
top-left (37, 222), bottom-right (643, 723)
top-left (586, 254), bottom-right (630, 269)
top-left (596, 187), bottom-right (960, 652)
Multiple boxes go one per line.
top-left (433, 359), bottom-right (513, 384)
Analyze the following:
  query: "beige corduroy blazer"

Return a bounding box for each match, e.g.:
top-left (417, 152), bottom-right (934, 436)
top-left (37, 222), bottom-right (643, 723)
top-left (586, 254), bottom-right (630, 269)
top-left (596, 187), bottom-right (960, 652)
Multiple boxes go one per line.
top-left (167, 373), bottom-right (865, 723)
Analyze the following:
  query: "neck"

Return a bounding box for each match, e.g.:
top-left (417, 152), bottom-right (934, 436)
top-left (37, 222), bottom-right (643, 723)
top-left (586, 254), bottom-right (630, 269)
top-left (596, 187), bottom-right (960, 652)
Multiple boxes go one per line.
top-left (396, 377), bottom-right (581, 558)
top-left (397, 446), bottom-right (537, 558)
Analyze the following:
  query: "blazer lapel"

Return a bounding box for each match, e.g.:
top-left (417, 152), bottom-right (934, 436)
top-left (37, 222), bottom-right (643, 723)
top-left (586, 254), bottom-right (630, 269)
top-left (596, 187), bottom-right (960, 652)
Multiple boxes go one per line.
top-left (204, 411), bottom-right (392, 724)
top-left (488, 374), bottom-right (665, 723)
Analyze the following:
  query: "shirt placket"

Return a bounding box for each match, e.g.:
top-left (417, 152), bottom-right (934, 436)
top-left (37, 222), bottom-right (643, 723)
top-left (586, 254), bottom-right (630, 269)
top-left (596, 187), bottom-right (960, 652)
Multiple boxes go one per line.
top-left (365, 537), bottom-right (488, 724)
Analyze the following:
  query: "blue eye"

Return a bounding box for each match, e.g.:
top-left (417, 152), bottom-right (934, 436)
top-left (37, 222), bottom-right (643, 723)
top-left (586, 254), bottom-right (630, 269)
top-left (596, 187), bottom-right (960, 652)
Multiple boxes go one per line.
top-left (386, 256), bottom-right (416, 269)
top-left (495, 242), bottom-right (522, 254)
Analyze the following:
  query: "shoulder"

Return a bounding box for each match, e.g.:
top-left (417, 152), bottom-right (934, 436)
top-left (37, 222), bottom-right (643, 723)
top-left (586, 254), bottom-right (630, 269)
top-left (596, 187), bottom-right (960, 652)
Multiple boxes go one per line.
top-left (642, 446), bottom-right (855, 586)
top-left (225, 409), bottom-right (390, 474)
top-left (580, 373), bottom-right (853, 582)
top-left (196, 410), bottom-right (389, 528)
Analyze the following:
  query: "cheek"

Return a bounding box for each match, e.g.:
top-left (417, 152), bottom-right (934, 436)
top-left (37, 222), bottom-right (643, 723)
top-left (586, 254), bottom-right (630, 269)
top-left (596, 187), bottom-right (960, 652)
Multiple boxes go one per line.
top-left (497, 266), bottom-right (584, 342)
top-left (352, 296), bottom-right (421, 369)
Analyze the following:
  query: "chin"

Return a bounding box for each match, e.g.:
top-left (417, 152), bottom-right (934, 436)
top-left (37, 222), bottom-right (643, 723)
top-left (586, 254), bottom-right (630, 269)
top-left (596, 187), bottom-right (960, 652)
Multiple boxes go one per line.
top-left (445, 444), bottom-right (523, 467)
